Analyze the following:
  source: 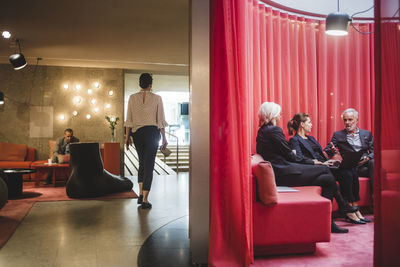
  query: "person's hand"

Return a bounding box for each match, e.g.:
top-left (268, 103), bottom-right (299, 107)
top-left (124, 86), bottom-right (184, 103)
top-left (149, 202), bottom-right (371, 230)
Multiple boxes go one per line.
top-left (326, 159), bottom-right (340, 166)
top-left (358, 156), bottom-right (370, 166)
top-left (125, 137), bottom-right (132, 150)
top-left (313, 159), bottom-right (324, 165)
top-left (160, 138), bottom-right (168, 150)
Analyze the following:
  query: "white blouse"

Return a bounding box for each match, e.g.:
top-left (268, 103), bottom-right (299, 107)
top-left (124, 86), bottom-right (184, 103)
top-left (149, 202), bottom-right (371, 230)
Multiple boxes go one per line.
top-left (125, 91), bottom-right (169, 133)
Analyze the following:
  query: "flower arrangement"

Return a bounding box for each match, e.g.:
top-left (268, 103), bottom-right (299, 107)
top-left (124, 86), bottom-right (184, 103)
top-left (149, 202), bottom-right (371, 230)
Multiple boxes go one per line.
top-left (105, 116), bottom-right (120, 142)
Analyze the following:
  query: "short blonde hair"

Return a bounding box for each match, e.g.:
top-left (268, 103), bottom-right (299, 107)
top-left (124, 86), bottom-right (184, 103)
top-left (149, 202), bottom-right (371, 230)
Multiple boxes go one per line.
top-left (258, 102), bottom-right (281, 127)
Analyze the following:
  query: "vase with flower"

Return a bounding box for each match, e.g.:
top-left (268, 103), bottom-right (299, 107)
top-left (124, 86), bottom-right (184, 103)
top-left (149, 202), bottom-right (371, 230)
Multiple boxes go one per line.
top-left (105, 116), bottom-right (120, 142)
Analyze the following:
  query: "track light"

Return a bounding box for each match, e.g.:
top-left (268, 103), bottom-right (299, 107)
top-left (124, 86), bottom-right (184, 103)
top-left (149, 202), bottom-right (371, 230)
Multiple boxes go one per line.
top-left (9, 39), bottom-right (27, 70)
top-left (0, 92), bottom-right (4, 105)
top-left (325, 12), bottom-right (350, 36)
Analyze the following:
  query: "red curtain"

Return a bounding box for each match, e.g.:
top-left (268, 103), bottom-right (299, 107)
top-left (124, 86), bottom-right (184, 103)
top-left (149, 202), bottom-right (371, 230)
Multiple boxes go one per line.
top-left (380, 22), bottom-right (400, 150)
top-left (210, 0), bottom-right (375, 265)
top-left (317, 22), bottom-right (375, 146)
top-left (210, 0), bottom-right (253, 266)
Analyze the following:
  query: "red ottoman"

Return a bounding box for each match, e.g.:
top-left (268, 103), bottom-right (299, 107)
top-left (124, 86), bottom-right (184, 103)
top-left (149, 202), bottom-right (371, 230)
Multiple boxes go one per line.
top-left (253, 180), bottom-right (331, 255)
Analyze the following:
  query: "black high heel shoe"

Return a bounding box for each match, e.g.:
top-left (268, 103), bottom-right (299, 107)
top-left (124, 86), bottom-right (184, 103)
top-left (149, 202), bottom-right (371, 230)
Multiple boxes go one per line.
top-left (360, 217), bottom-right (371, 223)
top-left (344, 214), bottom-right (366, 224)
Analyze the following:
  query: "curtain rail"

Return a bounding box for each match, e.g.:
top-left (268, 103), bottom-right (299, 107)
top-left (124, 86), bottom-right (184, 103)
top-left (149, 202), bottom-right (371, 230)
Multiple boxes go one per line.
top-left (260, 0), bottom-right (373, 21)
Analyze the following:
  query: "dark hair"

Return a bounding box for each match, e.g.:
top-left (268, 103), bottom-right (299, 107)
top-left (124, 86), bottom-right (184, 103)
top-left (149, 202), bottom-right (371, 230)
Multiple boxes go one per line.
top-left (139, 73), bottom-right (153, 89)
top-left (287, 113), bottom-right (309, 135)
top-left (64, 128), bottom-right (73, 135)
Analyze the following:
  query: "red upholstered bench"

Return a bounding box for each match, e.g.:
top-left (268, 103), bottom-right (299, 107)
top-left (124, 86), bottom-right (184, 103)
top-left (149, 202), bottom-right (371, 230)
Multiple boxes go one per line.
top-left (382, 150), bottom-right (400, 191)
top-left (251, 155), bottom-right (331, 256)
top-left (0, 142), bottom-right (36, 180)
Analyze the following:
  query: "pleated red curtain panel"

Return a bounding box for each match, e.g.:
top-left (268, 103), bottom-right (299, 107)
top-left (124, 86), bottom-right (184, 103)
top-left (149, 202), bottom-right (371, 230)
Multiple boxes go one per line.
top-left (210, 0), bottom-right (374, 265)
top-left (210, 0), bottom-right (253, 266)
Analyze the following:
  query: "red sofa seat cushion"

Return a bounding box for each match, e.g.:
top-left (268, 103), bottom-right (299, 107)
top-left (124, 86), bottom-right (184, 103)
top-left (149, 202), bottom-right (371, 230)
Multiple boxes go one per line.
top-left (382, 150), bottom-right (400, 173)
top-left (0, 143), bottom-right (27, 161)
top-left (251, 154), bottom-right (278, 206)
top-left (0, 161), bottom-right (32, 169)
top-left (253, 186), bottom-right (331, 246)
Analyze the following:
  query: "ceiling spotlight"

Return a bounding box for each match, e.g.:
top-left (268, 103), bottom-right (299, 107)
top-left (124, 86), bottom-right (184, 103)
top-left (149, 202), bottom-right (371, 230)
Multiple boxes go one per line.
top-left (0, 91), bottom-right (4, 105)
top-left (108, 90), bottom-right (114, 96)
top-left (94, 82), bottom-right (100, 88)
top-left (75, 84), bottom-right (81, 90)
top-left (105, 103), bottom-right (111, 109)
top-left (9, 39), bottom-right (27, 70)
top-left (2, 31), bottom-right (11, 39)
top-left (86, 114), bottom-right (91, 119)
top-left (59, 114), bottom-right (65, 120)
top-left (325, 12), bottom-right (350, 36)
top-left (72, 111), bottom-right (78, 116)
top-left (93, 107), bottom-right (99, 113)
top-left (87, 89), bottom-right (93, 94)
top-left (90, 99), bottom-right (96, 105)
top-left (63, 84), bottom-right (69, 89)
top-left (73, 96), bottom-right (82, 104)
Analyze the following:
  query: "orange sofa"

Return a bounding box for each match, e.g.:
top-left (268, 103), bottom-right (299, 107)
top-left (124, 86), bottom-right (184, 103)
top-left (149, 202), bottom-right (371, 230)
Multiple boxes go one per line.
top-left (0, 142), bottom-right (36, 179)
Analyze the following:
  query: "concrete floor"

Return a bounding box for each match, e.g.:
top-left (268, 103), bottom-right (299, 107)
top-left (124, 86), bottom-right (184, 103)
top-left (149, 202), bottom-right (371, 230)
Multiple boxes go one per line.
top-left (0, 173), bottom-right (189, 267)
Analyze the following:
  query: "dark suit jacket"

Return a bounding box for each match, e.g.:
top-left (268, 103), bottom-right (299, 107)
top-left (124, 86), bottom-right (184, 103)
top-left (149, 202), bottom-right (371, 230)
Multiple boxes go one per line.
top-left (289, 134), bottom-right (328, 162)
top-left (55, 136), bottom-right (80, 156)
top-left (324, 128), bottom-right (374, 159)
top-left (256, 124), bottom-right (314, 177)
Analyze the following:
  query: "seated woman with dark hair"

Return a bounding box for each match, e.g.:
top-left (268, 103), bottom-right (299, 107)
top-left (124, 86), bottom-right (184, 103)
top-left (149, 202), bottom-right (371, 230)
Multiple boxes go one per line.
top-left (287, 113), bottom-right (369, 224)
top-left (256, 102), bottom-right (359, 233)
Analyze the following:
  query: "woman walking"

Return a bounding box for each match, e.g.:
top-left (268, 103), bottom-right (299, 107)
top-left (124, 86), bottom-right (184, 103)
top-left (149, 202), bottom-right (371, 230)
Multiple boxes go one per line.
top-left (125, 73), bottom-right (168, 209)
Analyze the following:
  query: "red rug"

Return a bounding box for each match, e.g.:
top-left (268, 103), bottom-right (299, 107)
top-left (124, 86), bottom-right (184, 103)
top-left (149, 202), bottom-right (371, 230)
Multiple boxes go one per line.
top-left (252, 215), bottom-right (374, 266)
top-left (0, 182), bottom-right (137, 249)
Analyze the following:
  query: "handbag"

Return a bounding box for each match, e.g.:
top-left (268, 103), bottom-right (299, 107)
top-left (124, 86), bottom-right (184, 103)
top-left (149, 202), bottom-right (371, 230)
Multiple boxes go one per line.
top-left (160, 146), bottom-right (172, 157)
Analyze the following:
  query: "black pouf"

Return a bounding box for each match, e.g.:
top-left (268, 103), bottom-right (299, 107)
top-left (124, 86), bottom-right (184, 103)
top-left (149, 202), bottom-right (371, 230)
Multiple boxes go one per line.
top-left (66, 143), bottom-right (133, 198)
top-left (0, 172), bottom-right (8, 209)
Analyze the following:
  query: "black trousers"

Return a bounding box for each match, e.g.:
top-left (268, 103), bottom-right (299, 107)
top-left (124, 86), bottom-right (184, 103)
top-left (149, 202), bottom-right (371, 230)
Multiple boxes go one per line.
top-left (275, 165), bottom-right (338, 200)
top-left (332, 168), bottom-right (360, 203)
top-left (133, 126), bottom-right (160, 191)
top-left (358, 159), bottom-right (374, 195)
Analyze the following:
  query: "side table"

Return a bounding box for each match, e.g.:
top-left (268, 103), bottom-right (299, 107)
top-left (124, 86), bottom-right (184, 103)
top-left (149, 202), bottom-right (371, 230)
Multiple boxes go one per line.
top-left (0, 168), bottom-right (36, 198)
top-left (31, 163), bottom-right (70, 187)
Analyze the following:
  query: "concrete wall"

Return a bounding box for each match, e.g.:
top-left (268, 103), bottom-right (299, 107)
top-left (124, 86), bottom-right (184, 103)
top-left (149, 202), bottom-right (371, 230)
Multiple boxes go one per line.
top-left (0, 64), bottom-right (124, 165)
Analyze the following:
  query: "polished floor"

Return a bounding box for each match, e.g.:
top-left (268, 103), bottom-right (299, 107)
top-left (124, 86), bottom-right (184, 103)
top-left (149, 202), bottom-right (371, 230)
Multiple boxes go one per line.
top-left (0, 173), bottom-right (188, 267)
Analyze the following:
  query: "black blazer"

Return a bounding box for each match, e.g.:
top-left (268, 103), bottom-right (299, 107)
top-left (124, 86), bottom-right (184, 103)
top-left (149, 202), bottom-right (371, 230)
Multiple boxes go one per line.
top-left (289, 134), bottom-right (328, 162)
top-left (324, 128), bottom-right (374, 159)
top-left (256, 124), bottom-right (314, 177)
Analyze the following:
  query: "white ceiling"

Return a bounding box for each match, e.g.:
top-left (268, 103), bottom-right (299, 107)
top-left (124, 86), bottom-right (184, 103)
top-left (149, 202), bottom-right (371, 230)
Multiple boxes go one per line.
top-left (0, 0), bottom-right (189, 73)
top-left (0, 0), bottom-right (374, 73)
top-left (272, 0), bottom-right (374, 17)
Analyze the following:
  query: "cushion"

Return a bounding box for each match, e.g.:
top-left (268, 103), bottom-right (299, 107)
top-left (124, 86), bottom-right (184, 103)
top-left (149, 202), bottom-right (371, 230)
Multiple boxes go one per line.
top-left (0, 142), bottom-right (28, 162)
top-left (251, 154), bottom-right (278, 206)
top-left (49, 140), bottom-right (56, 159)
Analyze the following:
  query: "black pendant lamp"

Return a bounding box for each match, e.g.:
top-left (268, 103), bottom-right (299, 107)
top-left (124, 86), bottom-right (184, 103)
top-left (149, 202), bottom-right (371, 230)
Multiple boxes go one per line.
top-left (325, 12), bottom-right (351, 36)
top-left (325, 0), bottom-right (351, 36)
top-left (0, 92), bottom-right (4, 105)
top-left (9, 39), bottom-right (27, 70)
